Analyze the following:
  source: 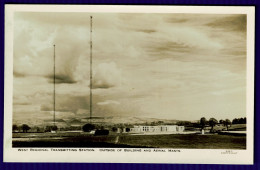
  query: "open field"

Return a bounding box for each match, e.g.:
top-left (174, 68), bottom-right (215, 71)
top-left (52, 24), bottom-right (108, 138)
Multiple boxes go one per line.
top-left (118, 134), bottom-right (246, 149)
top-left (184, 124), bottom-right (246, 132)
top-left (12, 132), bottom-right (246, 149)
top-left (214, 124), bottom-right (246, 131)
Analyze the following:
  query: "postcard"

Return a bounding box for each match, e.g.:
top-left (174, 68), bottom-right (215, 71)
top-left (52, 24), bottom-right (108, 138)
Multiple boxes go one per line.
top-left (4, 5), bottom-right (255, 164)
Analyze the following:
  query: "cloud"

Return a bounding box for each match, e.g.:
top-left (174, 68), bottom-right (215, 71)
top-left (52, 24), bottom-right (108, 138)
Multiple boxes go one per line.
top-left (46, 74), bottom-right (76, 84)
top-left (135, 29), bottom-right (157, 33)
top-left (92, 62), bottom-right (121, 89)
top-left (166, 17), bottom-right (188, 23)
top-left (206, 15), bottom-right (246, 32)
top-left (13, 71), bottom-right (25, 77)
top-left (13, 14), bottom-right (89, 84)
top-left (161, 26), bottom-right (222, 50)
top-left (40, 104), bottom-right (52, 111)
top-left (40, 94), bottom-right (89, 113)
top-left (97, 100), bottom-right (120, 105)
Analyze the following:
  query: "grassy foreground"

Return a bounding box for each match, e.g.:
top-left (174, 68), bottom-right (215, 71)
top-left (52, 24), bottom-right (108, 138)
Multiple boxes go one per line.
top-left (118, 134), bottom-right (246, 149)
top-left (12, 133), bottom-right (246, 149)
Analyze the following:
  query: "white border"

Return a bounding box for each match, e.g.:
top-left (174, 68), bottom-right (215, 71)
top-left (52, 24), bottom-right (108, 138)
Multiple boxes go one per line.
top-left (4, 5), bottom-right (255, 164)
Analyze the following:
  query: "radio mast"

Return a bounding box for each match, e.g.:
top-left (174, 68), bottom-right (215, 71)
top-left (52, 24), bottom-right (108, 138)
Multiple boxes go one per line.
top-left (90, 16), bottom-right (93, 122)
top-left (53, 44), bottom-right (56, 127)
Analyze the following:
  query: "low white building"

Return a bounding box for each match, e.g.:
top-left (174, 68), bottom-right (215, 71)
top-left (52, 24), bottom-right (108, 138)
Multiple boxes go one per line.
top-left (130, 125), bottom-right (185, 133)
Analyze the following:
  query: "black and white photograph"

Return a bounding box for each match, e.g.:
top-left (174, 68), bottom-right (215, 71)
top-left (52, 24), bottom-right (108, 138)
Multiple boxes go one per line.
top-left (4, 5), bottom-right (254, 164)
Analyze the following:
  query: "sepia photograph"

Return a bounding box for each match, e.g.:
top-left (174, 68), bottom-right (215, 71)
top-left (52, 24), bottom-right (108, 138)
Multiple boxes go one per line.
top-left (4, 5), bottom-right (254, 164)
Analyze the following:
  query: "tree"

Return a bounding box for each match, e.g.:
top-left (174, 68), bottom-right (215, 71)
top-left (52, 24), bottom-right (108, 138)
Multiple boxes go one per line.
top-left (238, 117), bottom-right (247, 124)
top-left (44, 125), bottom-right (57, 132)
top-left (21, 124), bottom-right (31, 133)
top-left (158, 121), bottom-right (164, 125)
top-left (200, 117), bottom-right (207, 130)
top-left (36, 127), bottom-right (41, 132)
top-left (232, 117), bottom-right (246, 124)
top-left (209, 118), bottom-right (218, 132)
top-left (151, 122), bottom-right (156, 126)
top-left (51, 125), bottom-right (58, 131)
top-left (45, 126), bottom-right (51, 132)
top-left (112, 127), bottom-right (118, 132)
top-left (219, 119), bottom-right (224, 124)
top-left (12, 124), bottom-right (18, 132)
top-left (177, 121), bottom-right (192, 126)
top-left (82, 124), bottom-right (96, 132)
top-left (232, 118), bottom-right (239, 124)
top-left (224, 119), bottom-right (232, 131)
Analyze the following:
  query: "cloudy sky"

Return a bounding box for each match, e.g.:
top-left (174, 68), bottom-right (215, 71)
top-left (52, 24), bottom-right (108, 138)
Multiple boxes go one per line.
top-left (13, 12), bottom-right (247, 122)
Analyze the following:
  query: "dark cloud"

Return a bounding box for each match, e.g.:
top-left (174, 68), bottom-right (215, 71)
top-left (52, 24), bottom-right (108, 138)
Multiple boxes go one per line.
top-left (41, 95), bottom-right (89, 113)
top-left (166, 18), bottom-right (188, 23)
top-left (44, 119), bottom-right (65, 123)
top-left (40, 105), bottom-right (53, 112)
top-left (46, 74), bottom-right (76, 84)
top-left (221, 48), bottom-right (246, 56)
top-left (13, 71), bottom-right (25, 77)
top-left (91, 62), bottom-right (121, 89)
top-left (92, 81), bottom-right (115, 89)
top-left (41, 103), bottom-right (77, 113)
top-left (146, 41), bottom-right (195, 59)
top-left (136, 29), bottom-right (157, 33)
top-left (13, 102), bottom-right (31, 105)
top-left (39, 92), bottom-right (139, 118)
top-left (206, 15), bottom-right (246, 32)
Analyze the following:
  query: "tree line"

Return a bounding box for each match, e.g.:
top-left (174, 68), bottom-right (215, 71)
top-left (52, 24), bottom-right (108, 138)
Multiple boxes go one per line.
top-left (200, 117), bottom-right (246, 132)
top-left (12, 117), bottom-right (246, 133)
top-left (12, 124), bottom-right (58, 133)
top-left (12, 124), bottom-right (31, 133)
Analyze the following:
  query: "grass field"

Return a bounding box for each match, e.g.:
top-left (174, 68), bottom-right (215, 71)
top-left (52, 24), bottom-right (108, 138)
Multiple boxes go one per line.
top-left (12, 132), bottom-right (246, 149)
top-left (118, 134), bottom-right (246, 149)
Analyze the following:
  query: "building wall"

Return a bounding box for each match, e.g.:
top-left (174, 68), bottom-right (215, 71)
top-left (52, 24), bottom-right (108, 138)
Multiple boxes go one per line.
top-left (130, 125), bottom-right (185, 133)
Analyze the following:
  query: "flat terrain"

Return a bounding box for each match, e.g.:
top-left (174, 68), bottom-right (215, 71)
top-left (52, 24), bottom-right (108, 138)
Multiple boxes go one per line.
top-left (12, 132), bottom-right (246, 149)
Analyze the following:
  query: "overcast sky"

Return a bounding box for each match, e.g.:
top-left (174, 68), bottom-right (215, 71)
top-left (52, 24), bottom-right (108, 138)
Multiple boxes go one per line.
top-left (13, 12), bottom-right (247, 121)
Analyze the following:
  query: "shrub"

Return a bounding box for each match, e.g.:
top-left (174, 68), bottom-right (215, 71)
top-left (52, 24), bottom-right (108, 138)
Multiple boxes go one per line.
top-left (82, 124), bottom-right (96, 132)
top-left (94, 130), bottom-right (109, 136)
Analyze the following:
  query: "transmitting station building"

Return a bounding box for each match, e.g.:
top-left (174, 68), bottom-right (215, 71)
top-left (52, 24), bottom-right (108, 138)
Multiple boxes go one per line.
top-left (130, 125), bottom-right (185, 134)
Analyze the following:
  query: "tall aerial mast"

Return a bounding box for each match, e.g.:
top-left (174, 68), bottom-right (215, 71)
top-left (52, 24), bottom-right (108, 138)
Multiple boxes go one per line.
top-left (90, 16), bottom-right (93, 122)
top-left (53, 44), bottom-right (56, 127)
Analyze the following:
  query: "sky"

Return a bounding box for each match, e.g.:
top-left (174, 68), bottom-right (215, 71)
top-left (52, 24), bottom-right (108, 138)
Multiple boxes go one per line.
top-left (13, 12), bottom-right (247, 122)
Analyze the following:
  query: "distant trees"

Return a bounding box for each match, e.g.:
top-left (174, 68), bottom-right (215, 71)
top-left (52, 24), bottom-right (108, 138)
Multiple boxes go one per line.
top-left (126, 128), bottom-right (130, 132)
top-left (150, 122), bottom-right (156, 126)
top-left (177, 121), bottom-right (192, 126)
top-left (209, 118), bottom-right (218, 132)
top-left (224, 119), bottom-right (232, 131)
top-left (157, 121), bottom-right (164, 125)
top-left (44, 125), bottom-right (58, 132)
top-left (82, 124), bottom-right (96, 132)
top-left (21, 124), bottom-right (31, 133)
top-left (12, 124), bottom-right (18, 132)
top-left (232, 118), bottom-right (238, 124)
top-left (45, 126), bottom-right (52, 132)
top-left (200, 117), bottom-right (207, 130)
top-left (112, 127), bottom-right (118, 132)
top-left (94, 130), bottom-right (109, 136)
top-left (232, 117), bottom-right (246, 124)
top-left (51, 125), bottom-right (58, 131)
top-left (197, 117), bottom-right (238, 132)
top-left (219, 119), bottom-right (224, 124)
